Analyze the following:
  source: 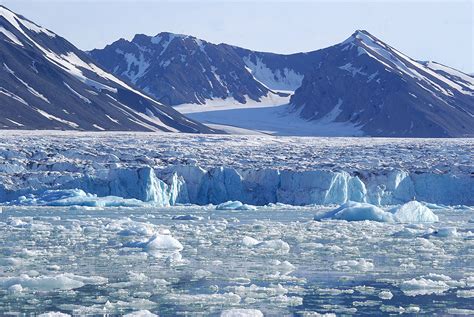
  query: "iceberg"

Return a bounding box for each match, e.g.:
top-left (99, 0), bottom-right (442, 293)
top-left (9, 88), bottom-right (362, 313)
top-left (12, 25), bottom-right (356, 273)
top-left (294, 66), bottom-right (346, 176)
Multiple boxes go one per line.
top-left (392, 201), bottom-right (439, 223)
top-left (315, 201), bottom-right (439, 223)
top-left (216, 201), bottom-right (257, 211)
top-left (11, 189), bottom-right (145, 207)
top-left (315, 201), bottom-right (395, 223)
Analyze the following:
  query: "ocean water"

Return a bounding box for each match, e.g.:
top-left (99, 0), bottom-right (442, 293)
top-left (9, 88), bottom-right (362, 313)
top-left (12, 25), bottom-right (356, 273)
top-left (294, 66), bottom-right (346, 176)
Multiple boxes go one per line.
top-left (0, 205), bottom-right (473, 316)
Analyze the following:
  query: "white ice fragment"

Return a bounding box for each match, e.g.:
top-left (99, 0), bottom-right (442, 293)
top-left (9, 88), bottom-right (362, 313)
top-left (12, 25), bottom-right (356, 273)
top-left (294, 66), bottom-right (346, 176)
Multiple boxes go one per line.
top-left (255, 239), bottom-right (290, 254)
top-left (145, 233), bottom-right (184, 252)
top-left (378, 290), bottom-right (393, 300)
top-left (38, 313), bottom-right (71, 317)
top-left (457, 289), bottom-right (474, 298)
top-left (216, 201), bottom-right (257, 211)
top-left (400, 277), bottom-right (451, 296)
top-left (221, 309), bottom-right (263, 317)
top-left (242, 236), bottom-right (260, 247)
top-left (433, 227), bottom-right (458, 238)
top-left (124, 310), bottom-right (158, 317)
top-left (315, 201), bottom-right (395, 223)
top-left (334, 259), bottom-right (374, 272)
top-left (393, 201), bottom-right (439, 223)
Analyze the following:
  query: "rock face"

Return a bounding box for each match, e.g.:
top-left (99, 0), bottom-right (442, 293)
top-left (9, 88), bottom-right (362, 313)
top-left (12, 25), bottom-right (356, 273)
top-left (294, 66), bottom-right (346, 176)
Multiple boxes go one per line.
top-left (91, 30), bottom-right (473, 137)
top-left (89, 32), bottom-right (323, 105)
top-left (0, 6), bottom-right (216, 132)
top-left (290, 30), bottom-right (474, 137)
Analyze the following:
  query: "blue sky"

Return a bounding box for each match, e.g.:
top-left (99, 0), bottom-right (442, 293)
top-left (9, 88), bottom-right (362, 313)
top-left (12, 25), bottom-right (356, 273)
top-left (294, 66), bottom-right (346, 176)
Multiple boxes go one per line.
top-left (2, 0), bottom-right (473, 73)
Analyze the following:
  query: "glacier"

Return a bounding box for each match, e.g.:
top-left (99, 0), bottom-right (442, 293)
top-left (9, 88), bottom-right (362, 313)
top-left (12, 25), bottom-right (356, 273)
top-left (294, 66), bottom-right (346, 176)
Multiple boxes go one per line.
top-left (0, 132), bottom-right (472, 208)
top-left (1, 164), bottom-right (472, 207)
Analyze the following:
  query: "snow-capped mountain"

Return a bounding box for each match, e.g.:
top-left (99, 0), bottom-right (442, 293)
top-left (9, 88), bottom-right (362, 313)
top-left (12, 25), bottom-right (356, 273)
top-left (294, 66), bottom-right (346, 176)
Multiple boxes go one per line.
top-left (0, 6), bottom-right (216, 132)
top-left (89, 32), bottom-right (321, 105)
top-left (290, 30), bottom-right (474, 137)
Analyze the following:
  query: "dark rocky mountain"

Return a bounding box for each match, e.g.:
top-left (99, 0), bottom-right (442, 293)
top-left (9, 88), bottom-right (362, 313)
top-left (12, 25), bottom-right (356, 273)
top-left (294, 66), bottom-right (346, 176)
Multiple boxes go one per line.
top-left (89, 32), bottom-right (323, 105)
top-left (0, 6), bottom-right (216, 132)
top-left (290, 30), bottom-right (474, 137)
top-left (92, 30), bottom-right (473, 137)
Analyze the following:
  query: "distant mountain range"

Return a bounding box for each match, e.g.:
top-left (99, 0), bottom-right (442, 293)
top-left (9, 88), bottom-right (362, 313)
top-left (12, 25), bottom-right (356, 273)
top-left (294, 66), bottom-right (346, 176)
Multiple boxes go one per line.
top-left (89, 32), bottom-right (320, 105)
top-left (0, 4), bottom-right (472, 137)
top-left (91, 30), bottom-right (473, 137)
top-left (0, 6), bottom-right (216, 132)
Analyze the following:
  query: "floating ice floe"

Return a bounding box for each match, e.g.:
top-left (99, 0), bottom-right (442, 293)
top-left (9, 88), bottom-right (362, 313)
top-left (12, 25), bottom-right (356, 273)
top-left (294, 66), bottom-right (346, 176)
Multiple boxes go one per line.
top-left (255, 239), bottom-right (290, 254)
top-left (172, 214), bottom-right (203, 221)
top-left (399, 274), bottom-right (458, 296)
top-left (13, 189), bottom-right (145, 207)
top-left (216, 201), bottom-right (257, 211)
top-left (315, 201), bottom-right (438, 223)
top-left (38, 313), bottom-right (71, 317)
top-left (315, 201), bottom-right (395, 223)
top-left (220, 309), bottom-right (263, 317)
top-left (0, 273), bottom-right (107, 291)
top-left (144, 232), bottom-right (184, 252)
top-left (333, 259), bottom-right (374, 272)
top-left (123, 310), bottom-right (158, 317)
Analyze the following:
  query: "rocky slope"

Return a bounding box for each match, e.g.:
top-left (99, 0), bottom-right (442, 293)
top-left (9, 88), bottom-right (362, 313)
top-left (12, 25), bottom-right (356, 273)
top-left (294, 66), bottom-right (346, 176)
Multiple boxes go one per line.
top-left (0, 6), bottom-right (216, 132)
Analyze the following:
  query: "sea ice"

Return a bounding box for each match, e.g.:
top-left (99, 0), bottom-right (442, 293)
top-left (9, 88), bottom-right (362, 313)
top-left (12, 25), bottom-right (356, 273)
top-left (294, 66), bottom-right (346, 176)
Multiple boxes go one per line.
top-left (220, 308), bottom-right (263, 317)
top-left (399, 277), bottom-right (451, 296)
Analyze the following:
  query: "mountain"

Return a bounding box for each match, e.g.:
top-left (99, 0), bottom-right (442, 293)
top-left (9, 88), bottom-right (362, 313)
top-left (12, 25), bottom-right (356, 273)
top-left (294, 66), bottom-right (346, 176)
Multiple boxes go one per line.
top-left (0, 6), bottom-right (216, 132)
top-left (290, 30), bottom-right (474, 137)
top-left (89, 32), bottom-right (323, 105)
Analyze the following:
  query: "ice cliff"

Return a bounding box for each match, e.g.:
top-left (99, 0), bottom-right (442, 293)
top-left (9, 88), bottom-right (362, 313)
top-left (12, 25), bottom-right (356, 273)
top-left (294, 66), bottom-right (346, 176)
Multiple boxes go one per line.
top-left (1, 165), bottom-right (472, 207)
top-left (0, 132), bottom-right (472, 207)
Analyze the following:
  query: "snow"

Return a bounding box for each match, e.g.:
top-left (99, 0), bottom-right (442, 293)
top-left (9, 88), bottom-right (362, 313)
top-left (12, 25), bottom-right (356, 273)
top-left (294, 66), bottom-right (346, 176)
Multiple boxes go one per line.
top-left (352, 31), bottom-right (473, 96)
top-left (339, 63), bottom-right (367, 77)
top-left (122, 52), bottom-right (150, 84)
top-left (63, 82), bottom-right (91, 104)
top-left (3, 63), bottom-right (50, 103)
top-left (0, 26), bottom-right (23, 46)
top-left (243, 55), bottom-right (304, 91)
top-left (425, 61), bottom-right (474, 90)
top-left (0, 87), bottom-right (28, 105)
top-left (35, 108), bottom-right (80, 128)
top-left (175, 95), bottom-right (363, 136)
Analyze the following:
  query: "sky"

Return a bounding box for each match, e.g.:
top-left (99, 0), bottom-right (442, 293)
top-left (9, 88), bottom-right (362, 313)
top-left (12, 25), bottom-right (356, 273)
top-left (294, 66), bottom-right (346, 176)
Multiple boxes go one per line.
top-left (1, 0), bottom-right (473, 73)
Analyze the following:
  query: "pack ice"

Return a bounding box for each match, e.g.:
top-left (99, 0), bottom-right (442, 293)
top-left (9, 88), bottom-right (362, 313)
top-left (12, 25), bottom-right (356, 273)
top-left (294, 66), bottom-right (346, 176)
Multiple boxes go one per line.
top-left (0, 132), bottom-right (472, 208)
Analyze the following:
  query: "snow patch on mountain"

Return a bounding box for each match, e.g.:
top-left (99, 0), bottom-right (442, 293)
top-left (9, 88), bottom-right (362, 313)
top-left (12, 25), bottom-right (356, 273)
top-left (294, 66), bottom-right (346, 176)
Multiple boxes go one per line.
top-left (0, 26), bottom-right (22, 46)
top-left (243, 56), bottom-right (303, 91)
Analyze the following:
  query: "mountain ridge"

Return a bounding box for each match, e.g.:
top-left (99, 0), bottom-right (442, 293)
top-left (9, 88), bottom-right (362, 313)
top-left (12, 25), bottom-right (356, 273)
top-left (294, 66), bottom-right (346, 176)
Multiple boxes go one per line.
top-left (0, 5), bottom-right (217, 132)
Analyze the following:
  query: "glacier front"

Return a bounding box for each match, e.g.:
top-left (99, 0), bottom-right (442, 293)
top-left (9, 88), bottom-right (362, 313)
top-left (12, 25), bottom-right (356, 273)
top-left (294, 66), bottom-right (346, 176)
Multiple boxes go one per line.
top-left (0, 131), bottom-right (472, 207)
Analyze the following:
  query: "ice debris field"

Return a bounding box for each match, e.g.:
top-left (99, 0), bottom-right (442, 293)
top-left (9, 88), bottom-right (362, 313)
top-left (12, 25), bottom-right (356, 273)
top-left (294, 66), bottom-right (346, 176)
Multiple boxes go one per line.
top-left (0, 131), bottom-right (473, 315)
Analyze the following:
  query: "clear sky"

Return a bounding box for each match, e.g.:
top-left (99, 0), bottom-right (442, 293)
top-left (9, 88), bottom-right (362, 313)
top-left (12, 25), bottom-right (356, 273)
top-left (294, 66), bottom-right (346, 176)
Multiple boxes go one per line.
top-left (2, 0), bottom-right (473, 73)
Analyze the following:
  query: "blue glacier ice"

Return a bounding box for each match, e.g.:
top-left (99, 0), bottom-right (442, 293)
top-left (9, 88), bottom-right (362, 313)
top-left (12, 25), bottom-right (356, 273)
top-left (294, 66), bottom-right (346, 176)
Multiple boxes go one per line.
top-left (1, 165), bottom-right (472, 207)
top-left (314, 201), bottom-right (395, 223)
top-left (315, 200), bottom-right (439, 223)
